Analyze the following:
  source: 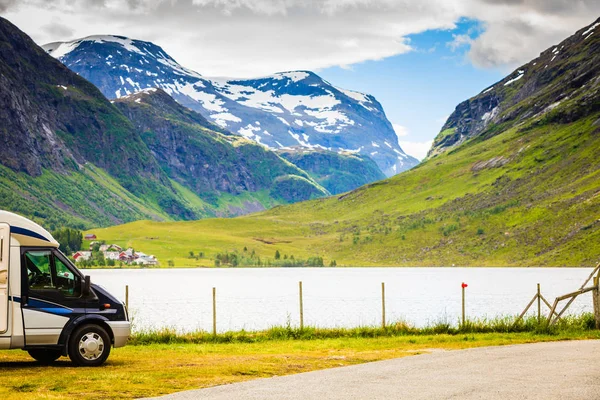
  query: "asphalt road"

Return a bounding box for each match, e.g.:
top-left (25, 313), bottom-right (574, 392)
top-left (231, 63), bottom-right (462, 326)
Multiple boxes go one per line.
top-left (145, 340), bottom-right (600, 400)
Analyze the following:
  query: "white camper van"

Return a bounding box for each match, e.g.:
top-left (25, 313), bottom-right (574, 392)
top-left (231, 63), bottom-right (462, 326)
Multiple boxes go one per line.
top-left (0, 210), bottom-right (130, 366)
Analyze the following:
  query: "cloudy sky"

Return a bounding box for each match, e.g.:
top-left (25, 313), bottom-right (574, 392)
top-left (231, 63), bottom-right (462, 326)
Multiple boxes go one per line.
top-left (1, 0), bottom-right (599, 159)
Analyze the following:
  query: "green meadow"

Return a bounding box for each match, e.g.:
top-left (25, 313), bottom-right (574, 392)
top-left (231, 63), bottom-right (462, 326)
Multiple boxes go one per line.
top-left (0, 314), bottom-right (598, 400)
top-left (87, 112), bottom-right (600, 267)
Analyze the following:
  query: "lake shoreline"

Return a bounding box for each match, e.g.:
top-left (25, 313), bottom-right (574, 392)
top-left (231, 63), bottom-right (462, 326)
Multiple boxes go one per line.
top-left (78, 264), bottom-right (594, 270)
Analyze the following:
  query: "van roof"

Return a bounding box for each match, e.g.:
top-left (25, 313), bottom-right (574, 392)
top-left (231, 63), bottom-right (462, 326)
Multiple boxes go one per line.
top-left (0, 210), bottom-right (59, 247)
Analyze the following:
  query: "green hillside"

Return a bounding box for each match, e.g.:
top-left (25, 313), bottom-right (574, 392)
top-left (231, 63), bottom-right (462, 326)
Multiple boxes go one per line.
top-left (278, 148), bottom-right (386, 195)
top-left (89, 20), bottom-right (600, 267)
top-left (115, 89), bottom-right (327, 216)
top-left (88, 110), bottom-right (600, 267)
top-left (0, 17), bottom-right (200, 229)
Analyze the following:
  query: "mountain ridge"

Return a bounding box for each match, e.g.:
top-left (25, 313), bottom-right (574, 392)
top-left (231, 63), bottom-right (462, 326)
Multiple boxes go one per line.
top-left (114, 88), bottom-right (329, 206)
top-left (0, 16), bottom-right (200, 223)
top-left (42, 35), bottom-right (419, 176)
top-left (428, 16), bottom-right (600, 158)
top-left (0, 17), bottom-right (335, 228)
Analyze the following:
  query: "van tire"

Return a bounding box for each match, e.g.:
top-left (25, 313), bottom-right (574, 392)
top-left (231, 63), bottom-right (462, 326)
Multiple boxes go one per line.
top-left (27, 349), bottom-right (62, 364)
top-left (68, 324), bottom-right (111, 367)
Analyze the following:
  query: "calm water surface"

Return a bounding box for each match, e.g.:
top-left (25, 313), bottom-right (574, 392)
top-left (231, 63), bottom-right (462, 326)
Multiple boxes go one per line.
top-left (86, 267), bottom-right (595, 332)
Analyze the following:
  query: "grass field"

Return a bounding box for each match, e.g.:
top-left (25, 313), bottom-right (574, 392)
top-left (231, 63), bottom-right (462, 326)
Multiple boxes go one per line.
top-left (1, 331), bottom-right (599, 400)
top-left (87, 112), bottom-right (600, 268)
top-left (0, 314), bottom-right (598, 399)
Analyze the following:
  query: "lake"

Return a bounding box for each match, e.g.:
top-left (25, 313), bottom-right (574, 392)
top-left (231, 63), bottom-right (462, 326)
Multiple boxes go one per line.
top-left (86, 267), bottom-right (596, 332)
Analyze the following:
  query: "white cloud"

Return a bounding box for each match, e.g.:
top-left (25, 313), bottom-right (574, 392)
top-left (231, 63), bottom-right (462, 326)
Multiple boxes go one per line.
top-left (393, 124), bottom-right (432, 160)
top-left (392, 124), bottom-right (409, 138)
top-left (2, 0), bottom-right (599, 76)
top-left (399, 140), bottom-right (434, 161)
top-left (447, 33), bottom-right (474, 51)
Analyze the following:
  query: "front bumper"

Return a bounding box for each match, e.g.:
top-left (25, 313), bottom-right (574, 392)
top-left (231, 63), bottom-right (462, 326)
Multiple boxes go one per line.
top-left (106, 321), bottom-right (131, 348)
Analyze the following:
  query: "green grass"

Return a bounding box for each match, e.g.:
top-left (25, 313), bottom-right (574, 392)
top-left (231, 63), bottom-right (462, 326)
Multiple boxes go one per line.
top-left (0, 163), bottom-right (169, 231)
top-left (129, 313), bottom-right (598, 345)
top-left (0, 325), bottom-right (598, 399)
top-left (88, 109), bottom-right (600, 267)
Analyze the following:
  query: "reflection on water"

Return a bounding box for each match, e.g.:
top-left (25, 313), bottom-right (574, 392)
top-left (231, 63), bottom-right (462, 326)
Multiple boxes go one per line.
top-left (86, 267), bottom-right (594, 332)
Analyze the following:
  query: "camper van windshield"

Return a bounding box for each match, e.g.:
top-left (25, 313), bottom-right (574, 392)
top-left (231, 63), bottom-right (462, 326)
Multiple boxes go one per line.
top-left (24, 250), bottom-right (81, 298)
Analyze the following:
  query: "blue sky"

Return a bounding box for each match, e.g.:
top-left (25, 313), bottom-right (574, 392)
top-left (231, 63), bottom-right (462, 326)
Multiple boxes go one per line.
top-left (320, 19), bottom-right (504, 159)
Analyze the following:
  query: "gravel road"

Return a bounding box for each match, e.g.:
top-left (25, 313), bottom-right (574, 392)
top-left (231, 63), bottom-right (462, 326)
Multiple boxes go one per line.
top-left (145, 340), bottom-right (600, 400)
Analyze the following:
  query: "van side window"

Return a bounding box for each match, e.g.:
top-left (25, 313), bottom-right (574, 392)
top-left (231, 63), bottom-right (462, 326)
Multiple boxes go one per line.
top-left (25, 251), bottom-right (54, 290)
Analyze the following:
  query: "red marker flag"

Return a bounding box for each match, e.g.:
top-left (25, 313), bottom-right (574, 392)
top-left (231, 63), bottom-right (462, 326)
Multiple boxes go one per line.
top-left (461, 282), bottom-right (468, 288)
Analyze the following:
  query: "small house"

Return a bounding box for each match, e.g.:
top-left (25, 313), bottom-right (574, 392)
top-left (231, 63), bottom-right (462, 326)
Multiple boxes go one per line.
top-left (136, 255), bottom-right (158, 266)
top-left (73, 251), bottom-right (91, 262)
top-left (104, 251), bottom-right (120, 261)
top-left (119, 251), bottom-right (134, 263)
top-left (84, 234), bottom-right (97, 240)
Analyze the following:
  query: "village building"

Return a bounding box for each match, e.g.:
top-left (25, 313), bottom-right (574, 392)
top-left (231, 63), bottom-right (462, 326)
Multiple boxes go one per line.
top-left (104, 251), bottom-right (120, 261)
top-left (99, 244), bottom-right (122, 252)
top-left (72, 251), bottom-right (91, 262)
top-left (74, 244), bottom-right (158, 265)
top-left (135, 255), bottom-right (158, 266)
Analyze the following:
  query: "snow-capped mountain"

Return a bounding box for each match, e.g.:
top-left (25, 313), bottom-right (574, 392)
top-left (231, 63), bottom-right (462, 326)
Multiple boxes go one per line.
top-left (43, 35), bottom-right (418, 176)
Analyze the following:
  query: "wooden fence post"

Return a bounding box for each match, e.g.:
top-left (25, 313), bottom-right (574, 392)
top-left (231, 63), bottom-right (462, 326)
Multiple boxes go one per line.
top-left (212, 287), bottom-right (217, 336)
top-left (593, 277), bottom-right (600, 330)
top-left (299, 281), bottom-right (304, 330)
top-left (537, 283), bottom-right (541, 324)
top-left (125, 285), bottom-right (129, 310)
top-left (461, 283), bottom-right (467, 327)
top-left (381, 282), bottom-right (386, 329)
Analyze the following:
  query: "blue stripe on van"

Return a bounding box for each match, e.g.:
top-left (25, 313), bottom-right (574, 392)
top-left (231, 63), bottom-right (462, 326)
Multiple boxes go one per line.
top-left (10, 296), bottom-right (73, 316)
top-left (10, 226), bottom-right (49, 242)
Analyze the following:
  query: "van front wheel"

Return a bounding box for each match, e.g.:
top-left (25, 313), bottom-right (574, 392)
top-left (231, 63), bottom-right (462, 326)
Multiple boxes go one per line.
top-left (28, 349), bottom-right (62, 364)
top-left (68, 324), bottom-right (111, 367)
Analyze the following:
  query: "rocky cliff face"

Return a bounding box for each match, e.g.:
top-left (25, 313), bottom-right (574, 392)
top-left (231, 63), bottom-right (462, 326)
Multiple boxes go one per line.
top-left (429, 17), bottom-right (600, 157)
top-left (114, 89), bottom-right (328, 207)
top-left (43, 36), bottom-right (419, 176)
top-left (0, 16), bottom-right (198, 221)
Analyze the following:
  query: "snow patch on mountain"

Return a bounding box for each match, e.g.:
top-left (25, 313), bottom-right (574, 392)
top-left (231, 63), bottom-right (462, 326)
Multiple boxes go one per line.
top-left (504, 70), bottom-right (525, 86)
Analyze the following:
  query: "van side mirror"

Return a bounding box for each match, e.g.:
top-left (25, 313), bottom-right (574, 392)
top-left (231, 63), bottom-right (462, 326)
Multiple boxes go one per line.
top-left (82, 275), bottom-right (91, 296)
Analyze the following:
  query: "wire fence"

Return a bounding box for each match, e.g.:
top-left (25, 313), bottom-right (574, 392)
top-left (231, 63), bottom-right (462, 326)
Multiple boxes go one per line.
top-left (115, 277), bottom-right (596, 334)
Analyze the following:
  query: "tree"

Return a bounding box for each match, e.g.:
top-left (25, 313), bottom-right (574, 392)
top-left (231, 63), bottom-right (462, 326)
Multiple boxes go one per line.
top-left (189, 251), bottom-right (195, 258)
top-left (52, 228), bottom-right (83, 255)
top-left (275, 250), bottom-right (281, 260)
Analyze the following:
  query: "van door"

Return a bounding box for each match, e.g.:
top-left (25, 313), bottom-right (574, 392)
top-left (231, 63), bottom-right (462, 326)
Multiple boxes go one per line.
top-left (21, 249), bottom-right (85, 345)
top-left (0, 223), bottom-right (8, 333)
